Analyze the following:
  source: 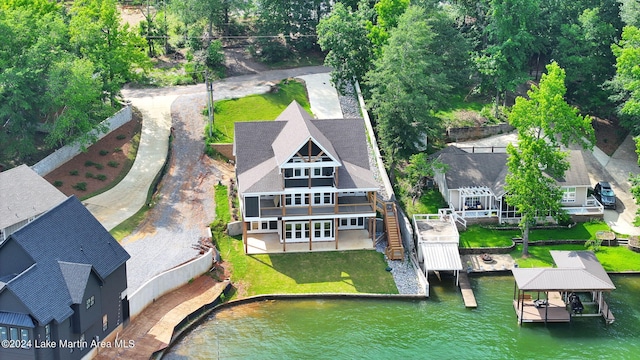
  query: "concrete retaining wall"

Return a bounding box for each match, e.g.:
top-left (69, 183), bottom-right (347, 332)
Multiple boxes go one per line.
top-left (128, 249), bottom-right (213, 320)
top-left (227, 221), bottom-right (243, 236)
top-left (31, 106), bottom-right (132, 176)
top-left (446, 123), bottom-right (514, 142)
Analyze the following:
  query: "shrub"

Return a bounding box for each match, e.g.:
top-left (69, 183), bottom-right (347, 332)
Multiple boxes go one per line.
top-left (116, 134), bottom-right (126, 140)
top-left (53, 180), bottom-right (63, 187)
top-left (84, 160), bottom-right (94, 167)
top-left (107, 161), bottom-right (119, 168)
top-left (94, 163), bottom-right (104, 170)
top-left (96, 174), bottom-right (107, 181)
top-left (69, 170), bottom-right (79, 176)
top-left (114, 147), bottom-right (122, 152)
top-left (99, 149), bottom-right (109, 156)
top-left (72, 182), bottom-right (87, 191)
top-left (85, 172), bottom-right (94, 178)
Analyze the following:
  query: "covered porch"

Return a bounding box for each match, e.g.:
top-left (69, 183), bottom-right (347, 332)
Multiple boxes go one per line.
top-left (245, 229), bottom-right (374, 254)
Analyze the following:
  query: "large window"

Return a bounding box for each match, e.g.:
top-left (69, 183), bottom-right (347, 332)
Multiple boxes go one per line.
top-left (0, 326), bottom-right (7, 341)
top-left (285, 222), bottom-right (310, 241)
top-left (562, 187), bottom-right (576, 203)
top-left (313, 221), bottom-right (334, 240)
top-left (285, 194), bottom-right (309, 206)
top-left (313, 192), bottom-right (334, 205)
top-left (464, 197), bottom-right (482, 209)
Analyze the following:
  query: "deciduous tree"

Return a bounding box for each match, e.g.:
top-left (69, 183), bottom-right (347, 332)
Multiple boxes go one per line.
top-left (505, 62), bottom-right (594, 256)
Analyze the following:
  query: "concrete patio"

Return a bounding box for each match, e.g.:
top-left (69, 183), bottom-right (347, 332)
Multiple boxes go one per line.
top-left (245, 229), bottom-right (374, 254)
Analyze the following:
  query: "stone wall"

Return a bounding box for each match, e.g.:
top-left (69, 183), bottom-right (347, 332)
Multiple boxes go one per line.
top-left (446, 123), bottom-right (514, 142)
top-left (31, 106), bottom-right (132, 176)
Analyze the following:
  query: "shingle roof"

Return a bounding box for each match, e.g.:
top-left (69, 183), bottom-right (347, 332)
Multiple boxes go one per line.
top-left (1, 196), bottom-right (130, 324)
top-left (512, 251), bottom-right (615, 291)
top-left (0, 164), bottom-right (67, 229)
top-left (235, 101), bottom-right (376, 194)
top-left (434, 146), bottom-right (591, 195)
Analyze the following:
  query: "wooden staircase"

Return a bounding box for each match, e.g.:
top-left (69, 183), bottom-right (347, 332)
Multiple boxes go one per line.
top-left (381, 201), bottom-right (404, 260)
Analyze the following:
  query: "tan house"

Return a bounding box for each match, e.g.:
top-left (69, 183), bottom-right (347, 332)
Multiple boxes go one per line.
top-left (233, 101), bottom-right (380, 254)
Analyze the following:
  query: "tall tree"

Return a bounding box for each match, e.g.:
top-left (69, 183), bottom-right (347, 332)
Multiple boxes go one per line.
top-left (69, 0), bottom-right (150, 106)
top-left (505, 62), bottom-right (595, 256)
top-left (365, 5), bottom-right (452, 176)
top-left (609, 25), bottom-right (640, 134)
top-left (317, 2), bottom-right (374, 91)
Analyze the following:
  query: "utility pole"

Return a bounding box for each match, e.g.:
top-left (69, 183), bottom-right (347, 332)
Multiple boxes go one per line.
top-left (206, 70), bottom-right (214, 138)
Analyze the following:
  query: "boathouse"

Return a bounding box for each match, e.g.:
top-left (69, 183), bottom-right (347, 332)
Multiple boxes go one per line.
top-left (512, 251), bottom-right (615, 325)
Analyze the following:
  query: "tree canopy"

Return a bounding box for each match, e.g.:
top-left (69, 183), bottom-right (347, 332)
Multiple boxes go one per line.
top-left (505, 62), bottom-right (595, 256)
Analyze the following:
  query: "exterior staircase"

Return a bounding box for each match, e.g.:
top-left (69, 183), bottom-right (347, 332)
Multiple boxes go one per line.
top-left (382, 201), bottom-right (404, 260)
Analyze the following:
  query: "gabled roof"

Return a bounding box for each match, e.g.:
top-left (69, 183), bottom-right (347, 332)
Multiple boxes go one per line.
top-left (235, 102), bottom-right (376, 194)
top-left (1, 196), bottom-right (130, 324)
top-left (272, 101), bottom-right (340, 166)
top-left (433, 146), bottom-right (591, 196)
top-left (0, 164), bottom-right (67, 230)
top-left (512, 251), bottom-right (615, 291)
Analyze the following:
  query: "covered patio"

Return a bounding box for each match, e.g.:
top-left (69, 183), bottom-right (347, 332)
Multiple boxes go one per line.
top-left (512, 251), bottom-right (616, 325)
top-left (245, 229), bottom-right (374, 254)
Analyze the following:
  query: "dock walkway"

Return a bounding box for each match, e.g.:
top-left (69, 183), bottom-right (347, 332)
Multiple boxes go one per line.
top-left (458, 271), bottom-right (477, 308)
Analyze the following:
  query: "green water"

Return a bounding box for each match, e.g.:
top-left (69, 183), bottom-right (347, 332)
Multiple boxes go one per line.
top-left (165, 275), bottom-right (640, 359)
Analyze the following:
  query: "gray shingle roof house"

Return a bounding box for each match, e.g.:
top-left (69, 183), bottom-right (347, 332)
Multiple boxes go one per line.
top-left (0, 165), bottom-right (68, 242)
top-left (233, 101), bottom-right (379, 253)
top-left (432, 146), bottom-right (603, 224)
top-left (0, 196), bottom-right (130, 360)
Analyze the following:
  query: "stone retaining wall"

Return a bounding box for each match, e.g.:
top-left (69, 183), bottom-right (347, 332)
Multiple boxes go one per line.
top-left (446, 123), bottom-right (514, 142)
top-left (31, 106), bottom-right (132, 176)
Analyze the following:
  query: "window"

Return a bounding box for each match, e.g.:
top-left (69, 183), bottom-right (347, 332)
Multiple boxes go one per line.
top-left (10, 327), bottom-right (18, 341)
top-left (313, 192), bottom-right (334, 205)
top-left (0, 326), bottom-right (7, 341)
top-left (269, 221), bottom-right (278, 230)
top-left (562, 187), bottom-right (576, 203)
top-left (20, 329), bottom-right (29, 347)
top-left (313, 221), bottom-right (334, 240)
top-left (45, 324), bottom-right (51, 342)
top-left (80, 334), bottom-right (85, 349)
top-left (86, 295), bottom-right (95, 309)
top-left (103, 315), bottom-right (108, 331)
top-left (285, 194), bottom-right (308, 206)
top-left (464, 197), bottom-right (482, 209)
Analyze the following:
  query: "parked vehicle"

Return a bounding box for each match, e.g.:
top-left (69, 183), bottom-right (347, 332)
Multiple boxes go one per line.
top-left (594, 181), bottom-right (616, 209)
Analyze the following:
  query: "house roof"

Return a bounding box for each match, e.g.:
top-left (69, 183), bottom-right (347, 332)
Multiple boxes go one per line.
top-left (512, 251), bottom-right (615, 291)
top-left (419, 242), bottom-right (463, 271)
top-left (0, 165), bottom-right (68, 230)
top-left (0, 311), bottom-right (35, 328)
top-left (433, 146), bottom-right (591, 196)
top-left (235, 101), bottom-right (377, 194)
top-left (1, 196), bottom-right (130, 325)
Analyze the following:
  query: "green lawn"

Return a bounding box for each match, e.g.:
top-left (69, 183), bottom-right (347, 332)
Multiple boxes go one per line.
top-left (402, 189), bottom-right (448, 218)
top-left (209, 79), bottom-right (311, 143)
top-left (460, 221), bottom-right (612, 248)
top-left (213, 185), bottom-right (398, 297)
top-left (510, 244), bottom-right (640, 272)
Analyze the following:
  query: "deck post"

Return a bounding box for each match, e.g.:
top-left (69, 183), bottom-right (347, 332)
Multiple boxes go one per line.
top-left (243, 221), bottom-right (248, 254)
top-left (282, 222), bottom-right (286, 252)
top-left (309, 219), bottom-right (312, 251)
top-left (335, 218), bottom-right (339, 249)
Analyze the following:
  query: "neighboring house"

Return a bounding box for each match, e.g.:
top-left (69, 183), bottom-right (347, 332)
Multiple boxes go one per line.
top-left (233, 101), bottom-right (379, 253)
top-left (432, 146), bottom-right (603, 224)
top-left (0, 165), bottom-right (68, 242)
top-left (0, 196), bottom-right (130, 360)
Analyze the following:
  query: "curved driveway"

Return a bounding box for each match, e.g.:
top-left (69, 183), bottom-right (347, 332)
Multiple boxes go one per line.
top-left (86, 66), bottom-right (336, 292)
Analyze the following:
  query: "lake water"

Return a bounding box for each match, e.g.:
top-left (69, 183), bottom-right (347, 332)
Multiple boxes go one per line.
top-left (164, 275), bottom-right (640, 359)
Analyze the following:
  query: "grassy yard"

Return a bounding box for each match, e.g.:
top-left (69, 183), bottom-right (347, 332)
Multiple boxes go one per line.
top-left (208, 79), bottom-right (311, 143)
top-left (402, 189), bottom-right (449, 218)
top-left (213, 185), bottom-right (398, 297)
top-left (509, 244), bottom-right (640, 272)
top-left (460, 221), bottom-right (612, 248)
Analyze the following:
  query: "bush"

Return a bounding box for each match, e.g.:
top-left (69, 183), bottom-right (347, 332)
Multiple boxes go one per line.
top-left (85, 172), bottom-right (94, 178)
top-left (69, 170), bottom-right (79, 176)
top-left (72, 182), bottom-right (87, 191)
top-left (96, 174), bottom-right (107, 181)
top-left (114, 147), bottom-right (122, 152)
top-left (94, 163), bottom-right (104, 170)
top-left (107, 161), bottom-right (119, 168)
top-left (53, 180), bottom-right (63, 187)
top-left (84, 160), bottom-right (94, 167)
top-left (116, 134), bottom-right (126, 140)
top-left (99, 150), bottom-right (109, 156)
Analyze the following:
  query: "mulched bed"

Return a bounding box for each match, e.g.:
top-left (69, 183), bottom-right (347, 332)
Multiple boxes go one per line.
top-left (592, 116), bottom-right (628, 156)
top-left (44, 111), bottom-right (142, 198)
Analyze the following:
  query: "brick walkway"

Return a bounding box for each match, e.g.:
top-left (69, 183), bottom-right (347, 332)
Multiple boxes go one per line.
top-left (94, 276), bottom-right (226, 360)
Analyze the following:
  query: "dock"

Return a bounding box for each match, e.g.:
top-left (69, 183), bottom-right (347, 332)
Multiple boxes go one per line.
top-left (458, 271), bottom-right (477, 308)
